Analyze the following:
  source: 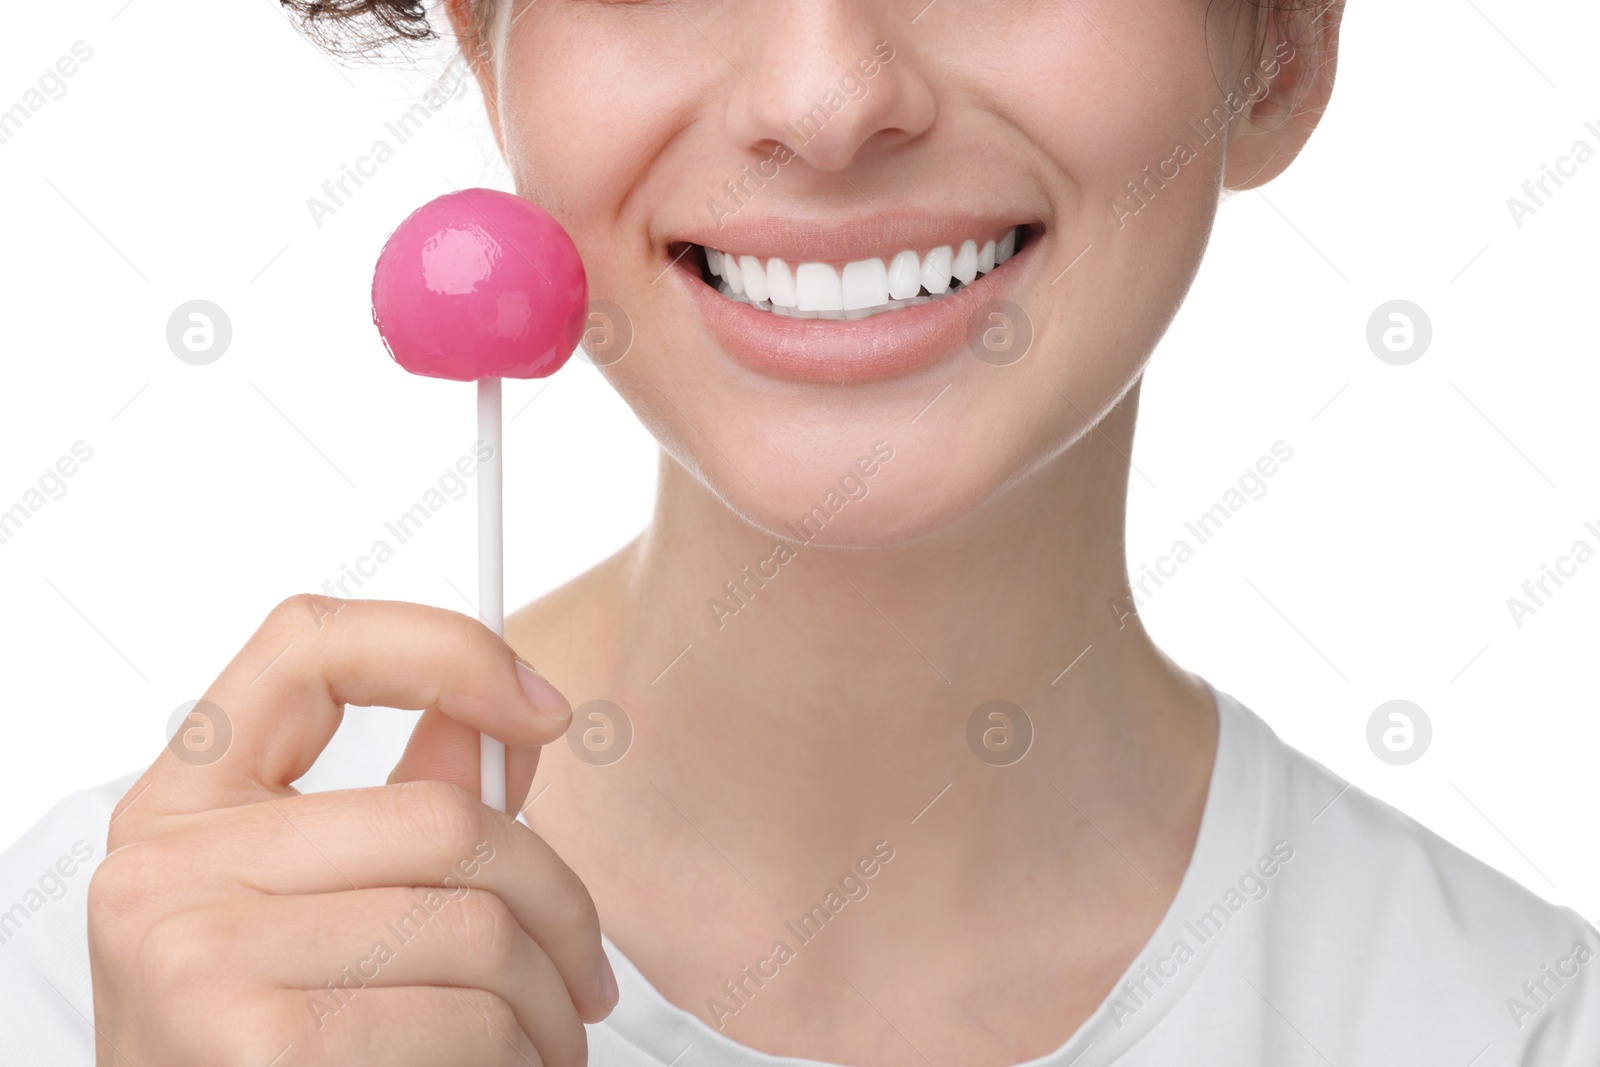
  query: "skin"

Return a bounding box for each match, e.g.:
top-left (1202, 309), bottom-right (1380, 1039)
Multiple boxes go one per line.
top-left (87, 1), bottom-right (1341, 1064)
top-left (484, 0), bottom-right (1340, 1061)
top-left (89, 598), bottom-right (614, 1065)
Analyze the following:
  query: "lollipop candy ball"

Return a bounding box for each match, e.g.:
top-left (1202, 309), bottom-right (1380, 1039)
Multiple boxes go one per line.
top-left (372, 188), bottom-right (588, 381)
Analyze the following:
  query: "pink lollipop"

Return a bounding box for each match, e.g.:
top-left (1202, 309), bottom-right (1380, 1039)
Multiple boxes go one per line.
top-left (373, 188), bottom-right (588, 814)
top-left (373, 187), bottom-right (587, 380)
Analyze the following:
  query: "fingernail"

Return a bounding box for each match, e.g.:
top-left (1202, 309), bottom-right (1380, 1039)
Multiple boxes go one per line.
top-left (516, 660), bottom-right (571, 722)
top-left (599, 951), bottom-right (619, 1012)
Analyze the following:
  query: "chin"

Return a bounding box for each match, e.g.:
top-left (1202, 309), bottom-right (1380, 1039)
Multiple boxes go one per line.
top-left (688, 417), bottom-right (1065, 551)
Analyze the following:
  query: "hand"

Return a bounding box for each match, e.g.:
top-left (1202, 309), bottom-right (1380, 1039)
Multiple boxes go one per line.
top-left (87, 595), bottom-right (615, 1066)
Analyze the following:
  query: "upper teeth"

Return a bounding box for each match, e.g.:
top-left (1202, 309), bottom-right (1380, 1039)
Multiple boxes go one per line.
top-left (703, 227), bottom-right (1020, 319)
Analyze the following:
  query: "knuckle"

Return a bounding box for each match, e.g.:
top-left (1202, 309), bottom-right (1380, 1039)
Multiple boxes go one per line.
top-left (553, 895), bottom-right (598, 953)
top-left (266, 592), bottom-right (317, 635)
top-left (394, 778), bottom-right (488, 857)
top-left (453, 989), bottom-right (532, 1063)
top-left (433, 600), bottom-right (493, 640)
top-left (439, 605), bottom-right (521, 676)
top-left (425, 607), bottom-right (503, 674)
top-left (450, 890), bottom-right (519, 969)
top-left (137, 908), bottom-right (231, 998)
top-left (551, 881), bottom-right (601, 943)
top-left (469, 989), bottom-right (520, 1036)
top-left (87, 841), bottom-right (174, 932)
top-left (263, 591), bottom-right (344, 644)
top-left (498, 1037), bottom-right (547, 1067)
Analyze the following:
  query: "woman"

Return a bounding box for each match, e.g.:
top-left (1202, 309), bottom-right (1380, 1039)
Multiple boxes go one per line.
top-left (4, 0), bottom-right (1597, 1063)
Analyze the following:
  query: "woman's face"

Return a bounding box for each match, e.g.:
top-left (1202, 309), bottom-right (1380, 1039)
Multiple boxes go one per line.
top-left (467, 0), bottom-right (1318, 547)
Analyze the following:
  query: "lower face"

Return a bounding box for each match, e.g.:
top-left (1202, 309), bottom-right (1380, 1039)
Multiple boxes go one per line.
top-left (492, 0), bottom-right (1256, 547)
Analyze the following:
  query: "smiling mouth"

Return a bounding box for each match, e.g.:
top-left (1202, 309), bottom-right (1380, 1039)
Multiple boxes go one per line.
top-left (678, 224), bottom-right (1040, 321)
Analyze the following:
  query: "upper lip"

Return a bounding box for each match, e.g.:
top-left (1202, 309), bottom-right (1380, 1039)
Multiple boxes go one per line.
top-left (670, 210), bottom-right (1040, 264)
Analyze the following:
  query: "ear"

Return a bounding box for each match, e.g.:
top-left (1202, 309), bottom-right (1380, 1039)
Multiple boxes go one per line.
top-left (445, 0), bottom-right (506, 155)
top-left (1223, 3), bottom-right (1345, 191)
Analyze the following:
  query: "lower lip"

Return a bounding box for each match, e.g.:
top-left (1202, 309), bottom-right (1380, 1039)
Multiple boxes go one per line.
top-left (674, 237), bottom-right (1037, 385)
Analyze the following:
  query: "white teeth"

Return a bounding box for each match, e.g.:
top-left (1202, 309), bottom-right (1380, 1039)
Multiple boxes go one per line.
top-left (739, 255), bottom-right (768, 303)
top-left (796, 262), bottom-right (843, 311)
top-left (921, 245), bottom-right (952, 294)
top-left (842, 258), bottom-right (889, 311)
top-left (888, 250), bottom-right (922, 300)
top-left (703, 225), bottom-right (1025, 317)
top-left (953, 240), bottom-right (978, 286)
top-left (766, 258), bottom-right (797, 308)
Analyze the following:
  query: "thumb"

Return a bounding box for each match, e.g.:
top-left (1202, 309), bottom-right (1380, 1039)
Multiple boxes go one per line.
top-left (388, 706), bottom-right (550, 817)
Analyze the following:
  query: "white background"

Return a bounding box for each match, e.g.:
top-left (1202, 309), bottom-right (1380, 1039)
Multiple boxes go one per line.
top-left (1, 0), bottom-right (1596, 925)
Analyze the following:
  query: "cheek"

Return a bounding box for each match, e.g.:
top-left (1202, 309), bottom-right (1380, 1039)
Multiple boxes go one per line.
top-left (496, 12), bottom-right (695, 265)
top-left (1009, 3), bottom-right (1231, 234)
top-left (1002, 5), bottom-right (1233, 376)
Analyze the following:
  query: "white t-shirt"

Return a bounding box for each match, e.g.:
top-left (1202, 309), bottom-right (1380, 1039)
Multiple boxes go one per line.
top-left (3, 681), bottom-right (1598, 1065)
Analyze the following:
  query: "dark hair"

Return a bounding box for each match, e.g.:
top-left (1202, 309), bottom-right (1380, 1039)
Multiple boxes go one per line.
top-left (280, 0), bottom-right (1340, 57)
top-left (280, 0), bottom-right (434, 55)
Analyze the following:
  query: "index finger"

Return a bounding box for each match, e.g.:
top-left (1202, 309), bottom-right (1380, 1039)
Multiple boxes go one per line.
top-left (114, 595), bottom-right (571, 840)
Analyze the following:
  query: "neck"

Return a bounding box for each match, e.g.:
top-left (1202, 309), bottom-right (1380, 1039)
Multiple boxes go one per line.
top-left (526, 382), bottom-right (1215, 885)
top-left (632, 390), bottom-right (1144, 717)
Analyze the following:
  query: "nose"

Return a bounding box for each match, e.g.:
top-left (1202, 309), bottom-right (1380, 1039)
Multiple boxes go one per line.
top-left (723, 3), bottom-right (936, 174)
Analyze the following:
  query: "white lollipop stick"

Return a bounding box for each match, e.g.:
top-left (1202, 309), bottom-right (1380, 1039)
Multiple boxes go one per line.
top-left (478, 377), bottom-right (508, 814)
top-left (370, 187), bottom-right (587, 815)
